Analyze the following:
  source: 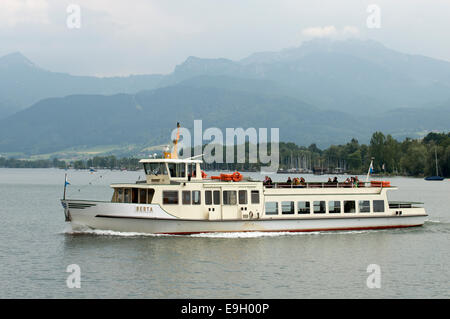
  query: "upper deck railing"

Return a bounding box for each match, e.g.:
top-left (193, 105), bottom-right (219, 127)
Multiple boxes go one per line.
top-left (264, 181), bottom-right (392, 189)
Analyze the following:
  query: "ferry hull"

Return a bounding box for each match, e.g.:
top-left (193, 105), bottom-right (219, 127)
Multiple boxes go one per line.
top-left (63, 201), bottom-right (427, 235)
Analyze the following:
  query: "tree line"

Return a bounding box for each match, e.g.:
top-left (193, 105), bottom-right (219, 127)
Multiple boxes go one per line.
top-left (1, 131), bottom-right (449, 177)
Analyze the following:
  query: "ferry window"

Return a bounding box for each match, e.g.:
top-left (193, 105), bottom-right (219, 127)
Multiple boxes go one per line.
top-left (344, 201), bottom-right (356, 213)
top-left (144, 163), bottom-right (167, 176)
top-left (328, 201), bottom-right (341, 214)
top-left (223, 191), bottom-right (237, 205)
top-left (205, 191), bottom-right (212, 205)
top-left (188, 163), bottom-right (197, 178)
top-left (192, 191), bottom-right (201, 205)
top-left (251, 190), bottom-right (260, 204)
top-left (297, 201), bottom-right (310, 214)
top-left (265, 202), bottom-right (278, 215)
top-left (373, 200), bottom-right (385, 213)
top-left (168, 163), bottom-right (186, 178)
top-left (359, 200), bottom-right (370, 213)
top-left (313, 201), bottom-right (326, 214)
top-left (213, 191), bottom-right (220, 205)
top-left (132, 188), bottom-right (139, 204)
top-left (139, 189), bottom-right (147, 204)
top-left (182, 191), bottom-right (191, 205)
top-left (124, 189), bottom-right (131, 203)
top-left (239, 190), bottom-right (248, 205)
top-left (163, 191), bottom-right (178, 205)
top-left (282, 201), bottom-right (295, 214)
top-left (117, 189), bottom-right (123, 202)
top-left (147, 189), bottom-right (155, 204)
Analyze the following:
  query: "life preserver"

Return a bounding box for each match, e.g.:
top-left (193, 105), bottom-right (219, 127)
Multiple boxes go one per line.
top-left (201, 170), bottom-right (207, 179)
top-left (232, 171), bottom-right (242, 182)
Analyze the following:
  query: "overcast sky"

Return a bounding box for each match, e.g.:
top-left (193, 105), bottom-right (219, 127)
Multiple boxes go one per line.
top-left (1, 0), bottom-right (449, 76)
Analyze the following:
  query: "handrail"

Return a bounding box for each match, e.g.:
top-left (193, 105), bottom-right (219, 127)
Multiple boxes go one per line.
top-left (264, 182), bottom-right (390, 189)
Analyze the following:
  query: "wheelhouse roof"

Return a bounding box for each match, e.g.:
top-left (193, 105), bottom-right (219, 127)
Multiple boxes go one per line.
top-left (139, 158), bottom-right (203, 164)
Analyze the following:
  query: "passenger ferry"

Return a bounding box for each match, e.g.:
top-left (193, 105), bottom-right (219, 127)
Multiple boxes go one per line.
top-left (61, 128), bottom-right (428, 235)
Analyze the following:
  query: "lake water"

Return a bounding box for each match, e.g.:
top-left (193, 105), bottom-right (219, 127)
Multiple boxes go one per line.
top-left (0, 168), bottom-right (449, 298)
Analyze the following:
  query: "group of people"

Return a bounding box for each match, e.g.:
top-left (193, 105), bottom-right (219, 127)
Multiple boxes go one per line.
top-left (345, 176), bottom-right (360, 184)
top-left (326, 177), bottom-right (339, 184)
top-left (264, 175), bottom-right (361, 187)
top-left (286, 176), bottom-right (306, 186)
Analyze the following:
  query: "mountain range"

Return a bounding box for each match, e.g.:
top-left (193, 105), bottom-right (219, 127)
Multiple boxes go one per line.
top-left (1, 38), bottom-right (450, 156)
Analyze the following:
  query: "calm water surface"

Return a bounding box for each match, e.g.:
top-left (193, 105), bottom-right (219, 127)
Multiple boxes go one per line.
top-left (0, 168), bottom-right (449, 298)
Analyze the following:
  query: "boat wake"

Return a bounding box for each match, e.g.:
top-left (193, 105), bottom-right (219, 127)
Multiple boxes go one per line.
top-left (61, 224), bottom-right (377, 238)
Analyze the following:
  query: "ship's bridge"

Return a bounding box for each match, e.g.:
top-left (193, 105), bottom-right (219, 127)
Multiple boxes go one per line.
top-left (139, 158), bottom-right (204, 184)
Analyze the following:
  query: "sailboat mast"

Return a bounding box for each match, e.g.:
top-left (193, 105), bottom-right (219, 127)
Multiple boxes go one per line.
top-left (435, 147), bottom-right (438, 176)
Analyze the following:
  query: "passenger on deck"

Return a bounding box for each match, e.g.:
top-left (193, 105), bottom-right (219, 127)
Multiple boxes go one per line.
top-left (333, 176), bottom-right (338, 183)
top-left (300, 177), bottom-right (306, 185)
top-left (327, 178), bottom-right (333, 184)
top-left (287, 177), bottom-right (292, 184)
top-left (293, 177), bottom-right (300, 186)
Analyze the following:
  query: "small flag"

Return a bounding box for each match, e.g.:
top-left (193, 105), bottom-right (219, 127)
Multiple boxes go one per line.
top-left (65, 175), bottom-right (70, 186)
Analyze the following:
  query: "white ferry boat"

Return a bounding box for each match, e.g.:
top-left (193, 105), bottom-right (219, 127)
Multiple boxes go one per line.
top-left (61, 128), bottom-right (428, 235)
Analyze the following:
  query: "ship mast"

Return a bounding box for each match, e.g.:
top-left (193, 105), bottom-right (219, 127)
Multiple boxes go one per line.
top-left (164, 122), bottom-right (181, 159)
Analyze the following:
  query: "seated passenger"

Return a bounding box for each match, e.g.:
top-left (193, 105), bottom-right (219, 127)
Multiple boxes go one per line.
top-left (287, 177), bottom-right (292, 184)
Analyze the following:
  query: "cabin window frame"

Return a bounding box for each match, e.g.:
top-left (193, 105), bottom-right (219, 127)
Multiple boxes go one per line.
top-left (163, 190), bottom-right (179, 205)
top-left (359, 200), bottom-right (371, 213)
top-left (297, 201), bottom-right (311, 214)
top-left (265, 202), bottom-right (279, 215)
top-left (373, 200), bottom-right (385, 213)
top-left (251, 190), bottom-right (260, 204)
top-left (344, 200), bottom-right (356, 213)
top-left (182, 190), bottom-right (191, 205)
top-left (238, 190), bottom-right (248, 205)
top-left (223, 190), bottom-right (237, 205)
top-left (192, 190), bottom-right (201, 205)
top-left (313, 201), bottom-right (326, 214)
top-left (281, 201), bottom-right (295, 214)
top-left (328, 201), bottom-right (341, 214)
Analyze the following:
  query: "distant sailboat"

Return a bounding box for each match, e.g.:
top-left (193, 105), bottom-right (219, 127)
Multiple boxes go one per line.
top-left (424, 148), bottom-right (444, 181)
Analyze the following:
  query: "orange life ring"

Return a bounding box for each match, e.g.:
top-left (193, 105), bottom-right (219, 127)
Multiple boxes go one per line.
top-left (201, 170), bottom-right (207, 179)
top-left (232, 171), bottom-right (242, 182)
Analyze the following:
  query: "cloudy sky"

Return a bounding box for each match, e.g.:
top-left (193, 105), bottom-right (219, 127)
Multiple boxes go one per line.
top-left (1, 0), bottom-right (449, 76)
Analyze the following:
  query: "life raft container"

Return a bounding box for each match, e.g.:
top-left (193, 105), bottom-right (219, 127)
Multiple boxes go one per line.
top-left (370, 181), bottom-right (390, 187)
top-left (210, 171), bottom-right (243, 182)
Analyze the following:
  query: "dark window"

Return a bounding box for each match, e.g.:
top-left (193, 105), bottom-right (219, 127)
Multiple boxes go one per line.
top-left (359, 200), bottom-right (370, 213)
top-left (297, 201), bottom-right (310, 214)
top-left (167, 163), bottom-right (186, 178)
top-left (205, 191), bottom-right (212, 205)
top-left (251, 190), bottom-right (260, 204)
top-left (265, 202), bottom-right (278, 215)
top-left (328, 201), bottom-right (341, 213)
top-left (282, 201), bottom-right (295, 214)
top-left (239, 190), bottom-right (247, 205)
top-left (132, 188), bottom-right (139, 204)
top-left (139, 189), bottom-right (147, 204)
top-left (344, 201), bottom-right (356, 213)
top-left (124, 189), bottom-right (131, 203)
top-left (373, 200), bottom-right (385, 212)
top-left (313, 201), bottom-right (326, 214)
top-left (213, 191), bottom-right (220, 205)
top-left (163, 191), bottom-right (178, 205)
top-left (117, 189), bottom-right (123, 203)
top-left (144, 163), bottom-right (167, 175)
top-left (182, 191), bottom-right (191, 205)
top-left (223, 191), bottom-right (237, 205)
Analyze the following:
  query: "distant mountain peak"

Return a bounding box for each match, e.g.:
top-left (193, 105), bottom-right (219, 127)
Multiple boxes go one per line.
top-left (0, 52), bottom-right (37, 69)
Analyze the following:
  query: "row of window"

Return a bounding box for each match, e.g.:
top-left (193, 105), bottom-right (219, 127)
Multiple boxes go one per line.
top-left (265, 200), bottom-right (385, 215)
top-left (162, 190), bottom-right (261, 205)
top-left (113, 188), bottom-right (155, 204)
